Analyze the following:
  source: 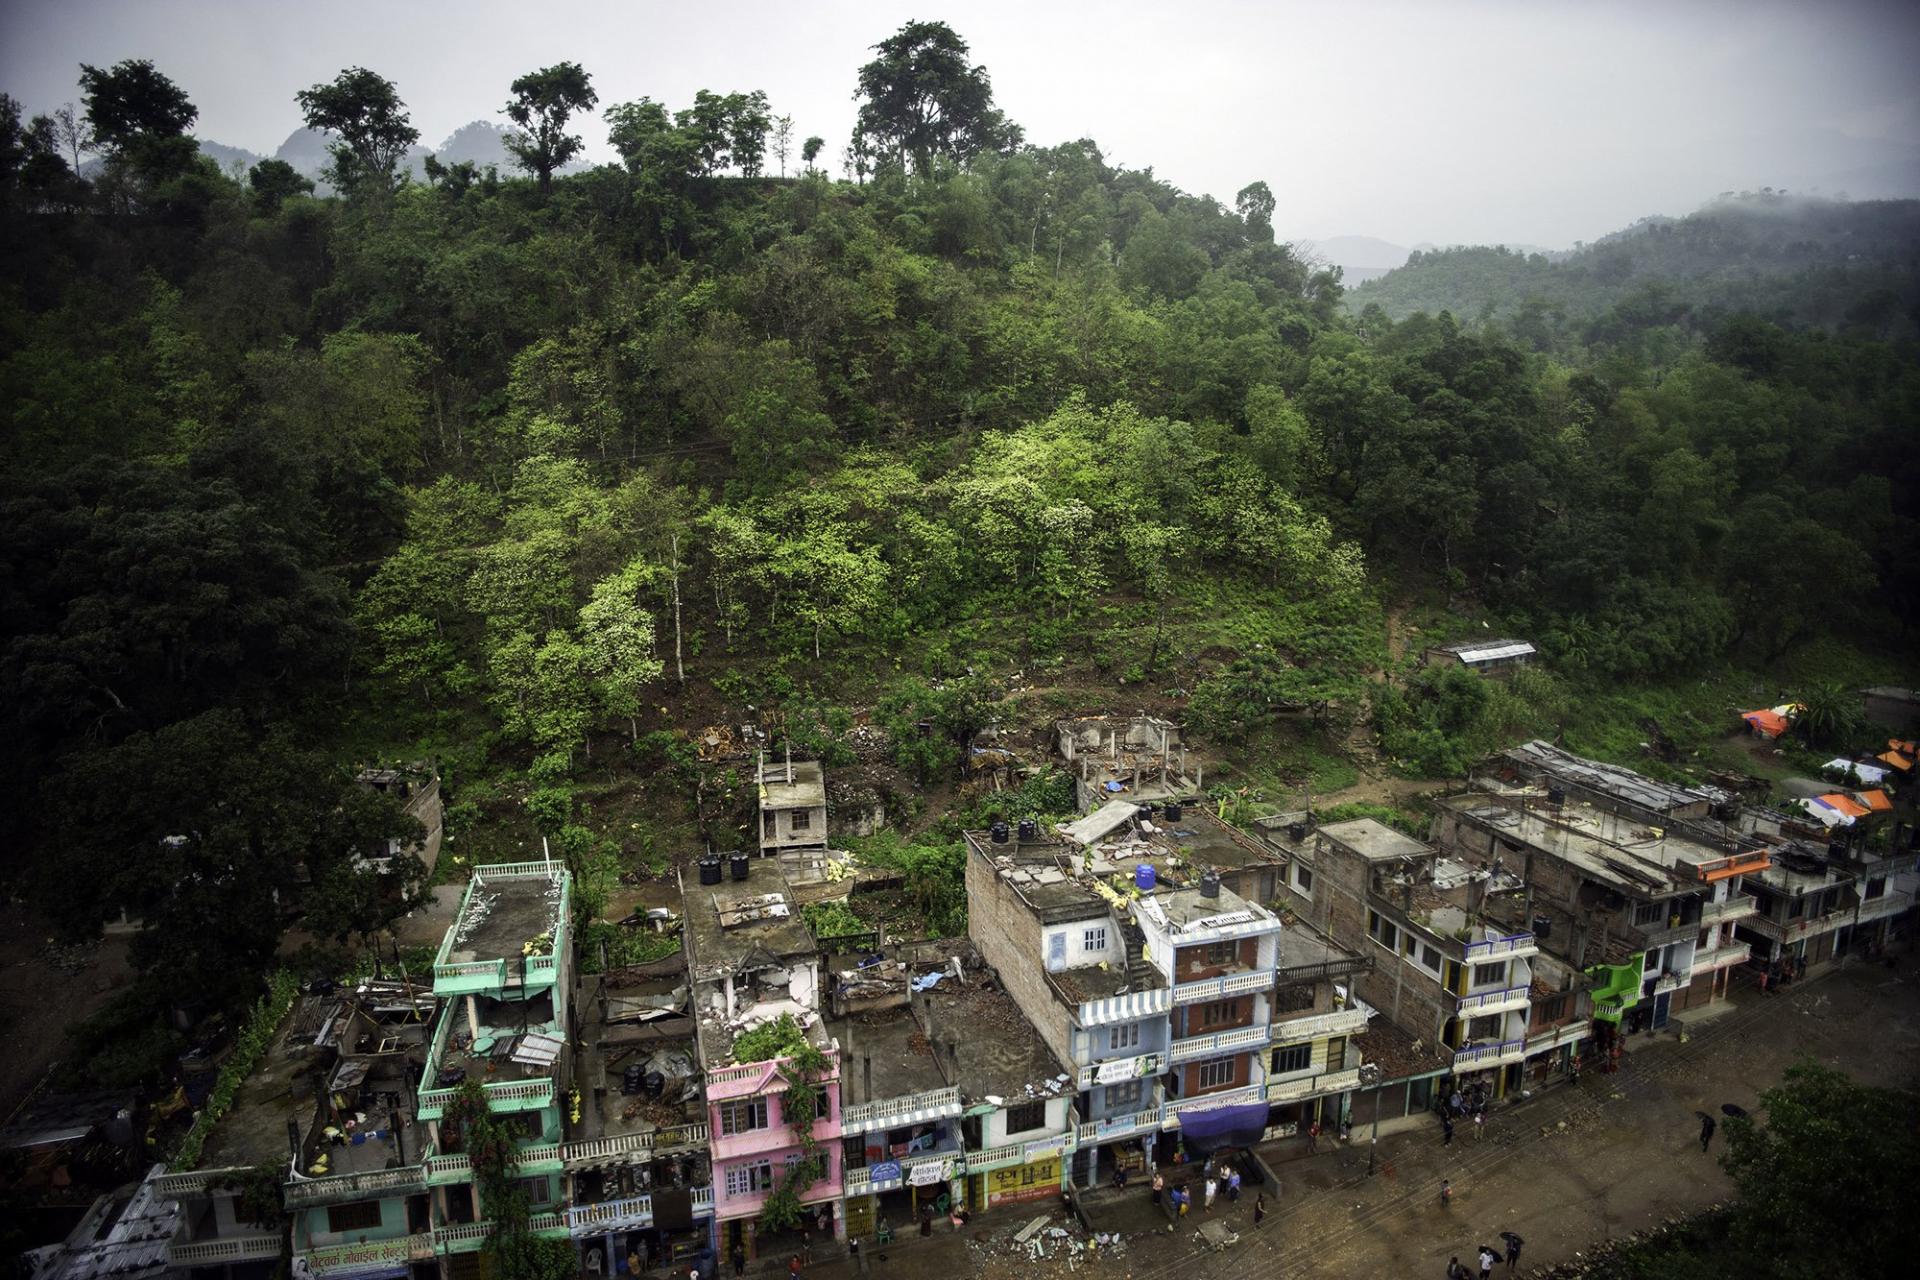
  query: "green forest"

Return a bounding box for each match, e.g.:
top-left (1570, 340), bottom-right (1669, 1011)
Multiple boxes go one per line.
top-left (2, 24), bottom-right (1916, 1061)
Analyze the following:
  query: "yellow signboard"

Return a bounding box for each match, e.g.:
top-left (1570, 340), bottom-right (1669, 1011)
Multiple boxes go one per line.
top-left (984, 1157), bottom-right (1061, 1206)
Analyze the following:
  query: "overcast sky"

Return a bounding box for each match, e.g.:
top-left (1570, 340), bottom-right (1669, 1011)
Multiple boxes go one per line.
top-left (4, 0), bottom-right (1917, 250)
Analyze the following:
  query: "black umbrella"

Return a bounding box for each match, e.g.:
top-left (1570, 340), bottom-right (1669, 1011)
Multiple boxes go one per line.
top-left (1721, 1103), bottom-right (1749, 1118)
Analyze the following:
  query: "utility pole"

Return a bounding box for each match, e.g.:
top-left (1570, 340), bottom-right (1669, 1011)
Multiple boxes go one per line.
top-left (1361, 1062), bottom-right (1384, 1175)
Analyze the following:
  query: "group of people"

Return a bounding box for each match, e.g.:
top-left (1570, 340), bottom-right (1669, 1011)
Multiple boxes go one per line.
top-left (1440, 1079), bottom-right (1492, 1146)
top-left (1445, 1232), bottom-right (1524, 1279)
top-left (1147, 1155), bottom-right (1268, 1226)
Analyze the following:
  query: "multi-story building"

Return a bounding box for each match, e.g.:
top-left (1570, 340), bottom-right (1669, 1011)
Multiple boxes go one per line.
top-left (1054, 713), bottom-right (1202, 812)
top-left (683, 854), bottom-right (842, 1261)
top-left (1303, 817), bottom-right (1544, 1099)
top-left (964, 814), bottom-right (1363, 1185)
top-left (758, 757), bottom-right (828, 857)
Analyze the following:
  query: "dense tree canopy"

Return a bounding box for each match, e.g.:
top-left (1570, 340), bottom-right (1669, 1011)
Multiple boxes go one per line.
top-left (503, 62), bottom-right (597, 195)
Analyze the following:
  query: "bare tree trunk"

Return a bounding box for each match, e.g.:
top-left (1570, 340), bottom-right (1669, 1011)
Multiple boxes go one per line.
top-left (670, 531), bottom-right (685, 684)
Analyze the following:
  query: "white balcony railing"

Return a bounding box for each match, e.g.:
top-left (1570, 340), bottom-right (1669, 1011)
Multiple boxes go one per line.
top-left (1855, 890), bottom-right (1915, 923)
top-left (1700, 896), bottom-right (1758, 925)
top-left (567, 1195), bottom-right (653, 1231)
top-left (1266, 1066), bottom-right (1361, 1103)
top-left (1690, 941), bottom-right (1751, 973)
top-left (1166, 1084), bottom-right (1265, 1116)
top-left (1167, 1025), bottom-right (1268, 1064)
top-left (1076, 1107), bottom-right (1166, 1144)
top-left (1075, 1052), bottom-right (1163, 1090)
top-left (1450, 1039), bottom-right (1526, 1068)
top-left (1455, 985), bottom-right (1532, 1017)
top-left (170, 1235), bottom-right (282, 1264)
top-left (1269, 1005), bottom-right (1369, 1046)
top-left (1172, 970), bottom-right (1274, 1005)
top-left (284, 1164), bottom-right (428, 1206)
top-left (1464, 932), bottom-right (1538, 961)
top-left (841, 1085), bottom-right (961, 1135)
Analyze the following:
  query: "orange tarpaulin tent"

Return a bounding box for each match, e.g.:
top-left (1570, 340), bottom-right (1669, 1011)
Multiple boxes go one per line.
top-left (1879, 751), bottom-right (1914, 773)
top-left (1815, 793), bottom-right (1871, 819)
top-left (1860, 790), bottom-right (1893, 813)
top-left (1743, 709), bottom-right (1790, 738)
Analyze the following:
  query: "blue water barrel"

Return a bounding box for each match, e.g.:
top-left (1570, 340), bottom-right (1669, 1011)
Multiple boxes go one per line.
top-left (1135, 863), bottom-right (1156, 891)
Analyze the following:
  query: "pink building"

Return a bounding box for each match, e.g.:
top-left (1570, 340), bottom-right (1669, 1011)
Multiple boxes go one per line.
top-left (684, 854), bottom-right (844, 1262)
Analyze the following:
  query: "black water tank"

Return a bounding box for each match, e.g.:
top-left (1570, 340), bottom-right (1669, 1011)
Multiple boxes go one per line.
top-left (623, 1064), bottom-right (646, 1095)
top-left (1137, 805), bottom-right (1155, 821)
top-left (730, 852), bottom-right (752, 881)
top-left (1018, 818), bottom-right (1039, 841)
top-left (1199, 870), bottom-right (1221, 899)
top-left (697, 854), bottom-right (722, 886)
top-left (1532, 913), bottom-right (1553, 939)
top-left (1547, 785), bottom-right (1567, 806)
top-left (1164, 803), bottom-right (1183, 822)
top-left (643, 1071), bottom-right (665, 1099)
top-left (1288, 821), bottom-right (1309, 842)
top-left (1827, 841), bottom-right (1848, 861)
top-left (990, 821), bottom-right (1011, 844)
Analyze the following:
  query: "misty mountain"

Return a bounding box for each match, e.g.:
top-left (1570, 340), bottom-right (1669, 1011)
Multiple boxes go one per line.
top-left (1296, 235), bottom-right (1411, 282)
top-left (194, 138), bottom-right (266, 177)
top-left (1346, 194), bottom-right (1920, 335)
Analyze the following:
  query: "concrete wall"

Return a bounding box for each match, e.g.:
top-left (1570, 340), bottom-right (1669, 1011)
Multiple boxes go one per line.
top-left (964, 851), bottom-right (1077, 1069)
top-left (977, 1097), bottom-right (1072, 1147)
top-left (761, 803), bottom-right (828, 851)
top-left (1042, 917), bottom-right (1119, 972)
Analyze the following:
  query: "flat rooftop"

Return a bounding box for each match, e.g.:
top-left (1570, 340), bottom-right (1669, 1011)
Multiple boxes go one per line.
top-left (1149, 807), bottom-right (1283, 872)
top-left (1149, 881), bottom-right (1275, 932)
top-left (442, 872), bottom-right (566, 966)
top-left (1351, 1006), bottom-right (1447, 1083)
top-left (760, 759), bottom-right (826, 809)
top-left (1051, 961), bottom-right (1161, 1003)
top-left (683, 856), bottom-right (817, 981)
top-left (1319, 818), bottom-right (1435, 862)
top-left (830, 1006), bottom-right (950, 1107)
top-left (923, 976), bottom-right (1069, 1105)
top-left (1498, 740), bottom-right (1710, 816)
top-left (1276, 922), bottom-right (1362, 975)
top-left (1440, 794), bottom-right (1737, 898)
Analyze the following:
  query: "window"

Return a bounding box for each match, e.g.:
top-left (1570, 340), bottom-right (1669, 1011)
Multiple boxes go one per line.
top-left (515, 1176), bottom-right (552, 1207)
top-left (1104, 1079), bottom-right (1144, 1110)
top-left (1536, 993), bottom-right (1570, 1023)
top-left (1204, 941), bottom-right (1238, 966)
top-left (1467, 1014), bottom-right (1502, 1041)
top-left (1291, 865), bottom-right (1314, 897)
top-left (327, 1202), bottom-right (382, 1233)
top-left (1107, 1022), bottom-right (1139, 1052)
top-left (1867, 876), bottom-right (1887, 900)
top-left (791, 808), bottom-right (810, 831)
top-left (1270, 1043), bottom-right (1311, 1075)
top-left (718, 1098), bottom-right (769, 1136)
top-left (1195, 999), bottom-right (1239, 1029)
top-left (1419, 943), bottom-right (1443, 973)
top-left (1084, 926), bottom-right (1109, 954)
top-left (1471, 961), bottom-right (1507, 988)
top-left (724, 1161), bottom-right (775, 1197)
top-left (762, 812), bottom-right (775, 837)
top-left (1196, 1057), bottom-right (1236, 1090)
top-left (1368, 910), bottom-right (1401, 953)
top-left (1004, 1101), bottom-right (1047, 1135)
top-left (1273, 983), bottom-right (1315, 1013)
top-left (1633, 901), bottom-right (1665, 927)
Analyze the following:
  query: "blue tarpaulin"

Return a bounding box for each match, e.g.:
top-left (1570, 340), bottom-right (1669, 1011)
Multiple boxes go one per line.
top-left (1172, 1101), bottom-right (1268, 1151)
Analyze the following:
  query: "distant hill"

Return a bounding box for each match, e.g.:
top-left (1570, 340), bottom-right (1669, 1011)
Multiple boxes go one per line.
top-left (1298, 235), bottom-right (1411, 282)
top-left (195, 139), bottom-right (266, 178)
top-left (1346, 194), bottom-right (1920, 335)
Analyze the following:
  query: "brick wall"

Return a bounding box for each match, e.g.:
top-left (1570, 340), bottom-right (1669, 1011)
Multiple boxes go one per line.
top-left (965, 850), bottom-right (1077, 1067)
top-left (1177, 1052), bottom-right (1252, 1096)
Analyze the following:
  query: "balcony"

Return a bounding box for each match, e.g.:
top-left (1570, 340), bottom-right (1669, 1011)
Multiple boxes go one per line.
top-left (1690, 941), bottom-right (1751, 974)
top-left (1455, 985), bottom-right (1532, 1018)
top-left (1700, 896), bottom-right (1758, 926)
top-left (843, 1149), bottom-right (963, 1196)
top-left (1076, 1052), bottom-right (1163, 1090)
top-left (1743, 906), bottom-right (1853, 943)
top-left (969, 1133), bottom-right (1069, 1172)
top-left (1526, 1021), bottom-right (1592, 1055)
top-left (1166, 1084), bottom-right (1265, 1117)
top-left (152, 1169), bottom-right (232, 1198)
top-left (1449, 1039), bottom-right (1527, 1069)
top-left (1463, 932), bottom-right (1538, 963)
top-left (1266, 1066), bottom-right (1361, 1103)
top-left (1632, 915), bottom-right (1702, 948)
top-left (417, 1075), bottom-right (555, 1121)
top-left (1168, 1025), bottom-right (1268, 1064)
top-left (558, 1124), bottom-right (709, 1170)
top-left (170, 1235), bottom-right (283, 1265)
top-left (711, 1115), bottom-right (839, 1163)
top-left (1855, 889), bottom-right (1915, 924)
top-left (1270, 1005), bottom-right (1369, 1046)
top-left (566, 1195), bottom-right (655, 1233)
top-left (841, 1085), bottom-right (962, 1136)
top-left (1075, 1107), bottom-right (1166, 1144)
top-left (1172, 970), bottom-right (1274, 1005)
top-left (1653, 967), bottom-right (1691, 994)
top-left (299, 1234), bottom-right (433, 1275)
top-left (284, 1163), bottom-right (428, 1207)
top-left (431, 1215), bottom-right (569, 1254)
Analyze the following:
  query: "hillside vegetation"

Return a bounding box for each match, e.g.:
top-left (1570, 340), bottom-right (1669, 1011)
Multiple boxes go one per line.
top-left (1, 33), bottom-right (1915, 1071)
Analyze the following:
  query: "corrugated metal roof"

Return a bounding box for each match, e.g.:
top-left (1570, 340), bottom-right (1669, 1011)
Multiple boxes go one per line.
top-left (1452, 641), bottom-right (1536, 664)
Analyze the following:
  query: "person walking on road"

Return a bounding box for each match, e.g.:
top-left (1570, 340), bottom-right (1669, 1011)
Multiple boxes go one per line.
top-left (1203, 1174), bottom-right (1218, 1210)
top-left (1474, 1110), bottom-right (1485, 1142)
top-left (1253, 1193), bottom-right (1266, 1227)
top-left (730, 1244), bottom-right (745, 1279)
top-left (1443, 1114), bottom-right (1455, 1146)
top-left (1227, 1168), bottom-right (1241, 1203)
top-left (1477, 1245), bottom-right (1500, 1279)
top-left (1151, 1169), bottom-right (1164, 1207)
top-left (1446, 1257), bottom-right (1470, 1280)
top-left (1700, 1113), bottom-right (1717, 1152)
top-left (1440, 1178), bottom-right (1452, 1210)
top-left (1307, 1120), bottom-right (1320, 1154)
top-left (1500, 1231), bottom-right (1524, 1273)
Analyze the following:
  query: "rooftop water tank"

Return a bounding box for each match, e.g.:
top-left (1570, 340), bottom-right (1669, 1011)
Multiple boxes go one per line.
top-left (730, 852), bottom-right (751, 881)
top-left (1199, 870), bottom-right (1221, 899)
top-left (990, 821), bottom-right (1011, 844)
top-left (697, 854), bottom-right (722, 886)
top-left (1018, 817), bottom-right (1040, 841)
top-left (1136, 863), bottom-right (1157, 892)
top-left (1164, 802), bottom-right (1183, 822)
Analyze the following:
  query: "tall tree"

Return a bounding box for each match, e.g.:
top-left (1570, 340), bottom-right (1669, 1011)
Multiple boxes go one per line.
top-left (296, 67), bottom-right (419, 196)
top-left (77, 59), bottom-right (196, 156)
top-left (772, 113), bottom-right (794, 177)
top-left (801, 135), bottom-right (823, 171)
top-left (854, 20), bottom-right (1009, 174)
top-left (502, 62), bottom-right (597, 195)
top-left (1235, 179), bottom-right (1276, 241)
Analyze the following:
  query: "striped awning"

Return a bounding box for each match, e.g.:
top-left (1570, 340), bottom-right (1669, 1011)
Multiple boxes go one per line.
top-left (845, 1098), bottom-right (962, 1135)
top-left (1079, 988), bottom-right (1170, 1027)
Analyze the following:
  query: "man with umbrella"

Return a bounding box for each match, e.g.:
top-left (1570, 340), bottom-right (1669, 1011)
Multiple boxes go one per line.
top-left (1698, 1111), bottom-right (1717, 1152)
top-left (1477, 1243), bottom-right (1502, 1279)
top-left (1499, 1231), bottom-right (1524, 1273)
